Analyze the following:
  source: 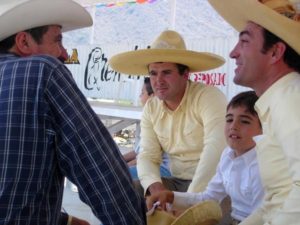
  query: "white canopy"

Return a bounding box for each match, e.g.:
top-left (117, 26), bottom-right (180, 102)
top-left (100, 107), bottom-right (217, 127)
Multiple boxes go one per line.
top-left (66, 0), bottom-right (238, 46)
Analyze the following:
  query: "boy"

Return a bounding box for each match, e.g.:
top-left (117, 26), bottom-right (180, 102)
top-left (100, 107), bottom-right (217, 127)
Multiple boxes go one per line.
top-left (147, 91), bottom-right (264, 224)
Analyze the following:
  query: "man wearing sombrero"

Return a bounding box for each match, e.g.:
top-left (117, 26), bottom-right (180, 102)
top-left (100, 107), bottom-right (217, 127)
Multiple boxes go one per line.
top-left (208, 0), bottom-right (300, 224)
top-left (109, 30), bottom-right (227, 199)
top-left (0, 0), bottom-right (146, 224)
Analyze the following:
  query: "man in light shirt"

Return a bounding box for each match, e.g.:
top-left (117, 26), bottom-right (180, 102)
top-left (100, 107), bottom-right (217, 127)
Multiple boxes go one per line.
top-left (208, 0), bottom-right (300, 224)
top-left (109, 30), bottom-right (227, 196)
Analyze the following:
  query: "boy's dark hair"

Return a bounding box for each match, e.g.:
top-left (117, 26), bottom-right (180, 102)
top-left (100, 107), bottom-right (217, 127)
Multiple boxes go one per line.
top-left (144, 77), bottom-right (154, 96)
top-left (227, 91), bottom-right (258, 117)
top-left (0, 26), bottom-right (49, 53)
top-left (261, 28), bottom-right (300, 73)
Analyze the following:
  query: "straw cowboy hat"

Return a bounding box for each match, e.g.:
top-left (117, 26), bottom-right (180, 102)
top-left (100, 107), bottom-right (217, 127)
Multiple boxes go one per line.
top-left (0, 0), bottom-right (93, 42)
top-left (109, 30), bottom-right (225, 75)
top-left (208, 0), bottom-right (300, 54)
top-left (147, 200), bottom-right (222, 225)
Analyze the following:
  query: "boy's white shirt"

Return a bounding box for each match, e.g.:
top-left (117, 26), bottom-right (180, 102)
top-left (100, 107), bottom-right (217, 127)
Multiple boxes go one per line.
top-left (172, 146), bottom-right (264, 221)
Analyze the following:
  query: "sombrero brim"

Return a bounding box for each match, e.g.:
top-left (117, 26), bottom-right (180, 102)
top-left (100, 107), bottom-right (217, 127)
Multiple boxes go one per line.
top-left (147, 209), bottom-right (176, 225)
top-left (208, 0), bottom-right (300, 54)
top-left (109, 49), bottom-right (225, 75)
top-left (0, 0), bottom-right (93, 41)
top-left (171, 200), bottom-right (222, 225)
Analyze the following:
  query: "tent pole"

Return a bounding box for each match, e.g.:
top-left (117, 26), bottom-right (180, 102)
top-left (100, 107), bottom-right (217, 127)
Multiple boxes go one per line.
top-left (169, 0), bottom-right (177, 29)
top-left (89, 5), bottom-right (96, 45)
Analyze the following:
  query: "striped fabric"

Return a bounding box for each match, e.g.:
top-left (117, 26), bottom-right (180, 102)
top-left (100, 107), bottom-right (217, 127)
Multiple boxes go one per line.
top-left (0, 54), bottom-right (146, 225)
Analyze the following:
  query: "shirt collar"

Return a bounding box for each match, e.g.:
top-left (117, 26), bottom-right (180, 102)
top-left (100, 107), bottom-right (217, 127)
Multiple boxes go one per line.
top-left (255, 72), bottom-right (298, 120)
top-left (0, 53), bottom-right (19, 62)
top-left (227, 146), bottom-right (257, 166)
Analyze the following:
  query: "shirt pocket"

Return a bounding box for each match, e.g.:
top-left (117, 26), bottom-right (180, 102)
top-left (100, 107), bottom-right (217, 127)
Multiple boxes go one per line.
top-left (181, 123), bottom-right (203, 148)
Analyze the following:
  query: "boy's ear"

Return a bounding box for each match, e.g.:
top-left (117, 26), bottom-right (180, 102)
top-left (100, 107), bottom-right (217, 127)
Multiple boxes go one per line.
top-left (14, 32), bottom-right (35, 56)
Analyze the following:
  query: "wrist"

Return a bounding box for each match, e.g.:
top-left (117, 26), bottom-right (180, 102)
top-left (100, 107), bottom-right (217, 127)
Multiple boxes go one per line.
top-left (169, 191), bottom-right (175, 203)
top-left (148, 182), bottom-right (165, 195)
top-left (67, 215), bottom-right (73, 225)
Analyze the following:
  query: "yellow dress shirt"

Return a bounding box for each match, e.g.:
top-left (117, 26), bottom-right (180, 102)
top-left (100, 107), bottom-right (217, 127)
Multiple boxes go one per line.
top-left (241, 72), bottom-right (300, 225)
top-left (137, 80), bottom-right (227, 193)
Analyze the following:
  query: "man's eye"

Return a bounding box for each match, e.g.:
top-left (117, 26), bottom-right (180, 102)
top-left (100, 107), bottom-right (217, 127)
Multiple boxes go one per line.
top-left (240, 39), bottom-right (249, 44)
top-left (241, 120), bottom-right (251, 124)
top-left (163, 71), bottom-right (172, 75)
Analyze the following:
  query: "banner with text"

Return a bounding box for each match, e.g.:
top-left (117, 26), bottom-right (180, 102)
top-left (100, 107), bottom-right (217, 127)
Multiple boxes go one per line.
top-left (65, 37), bottom-right (248, 105)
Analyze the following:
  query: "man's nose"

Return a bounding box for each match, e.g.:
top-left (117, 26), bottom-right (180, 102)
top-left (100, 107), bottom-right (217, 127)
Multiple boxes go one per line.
top-left (59, 48), bottom-right (68, 62)
top-left (156, 73), bottom-right (164, 83)
top-left (230, 43), bottom-right (239, 59)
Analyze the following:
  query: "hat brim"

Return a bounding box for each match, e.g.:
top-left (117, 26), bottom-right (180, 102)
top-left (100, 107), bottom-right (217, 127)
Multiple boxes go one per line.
top-left (171, 200), bottom-right (222, 225)
top-left (0, 0), bottom-right (92, 41)
top-left (147, 210), bottom-right (176, 225)
top-left (109, 49), bottom-right (225, 75)
top-left (208, 0), bottom-right (300, 54)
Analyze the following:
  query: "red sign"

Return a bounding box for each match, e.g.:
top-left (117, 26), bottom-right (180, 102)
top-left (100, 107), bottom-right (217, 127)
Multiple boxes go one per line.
top-left (190, 72), bottom-right (226, 86)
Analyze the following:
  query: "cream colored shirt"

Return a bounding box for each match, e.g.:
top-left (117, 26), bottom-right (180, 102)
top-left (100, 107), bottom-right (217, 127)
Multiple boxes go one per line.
top-left (137, 81), bottom-right (227, 193)
top-left (241, 72), bottom-right (300, 225)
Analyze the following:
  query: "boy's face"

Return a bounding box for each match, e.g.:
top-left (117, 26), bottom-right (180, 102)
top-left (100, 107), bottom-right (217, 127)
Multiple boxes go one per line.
top-left (139, 84), bottom-right (151, 106)
top-left (225, 105), bottom-right (262, 156)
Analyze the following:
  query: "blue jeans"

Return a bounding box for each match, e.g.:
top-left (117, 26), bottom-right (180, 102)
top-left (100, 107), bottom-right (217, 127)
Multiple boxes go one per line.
top-left (129, 166), bottom-right (171, 180)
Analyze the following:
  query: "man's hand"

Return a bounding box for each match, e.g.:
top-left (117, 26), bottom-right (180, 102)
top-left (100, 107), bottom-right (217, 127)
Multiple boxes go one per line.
top-left (146, 190), bottom-right (174, 211)
top-left (70, 216), bottom-right (90, 225)
top-left (148, 182), bottom-right (167, 195)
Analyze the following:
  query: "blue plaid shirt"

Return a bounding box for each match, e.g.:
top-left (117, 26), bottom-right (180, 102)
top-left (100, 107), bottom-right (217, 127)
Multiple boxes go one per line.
top-left (0, 54), bottom-right (146, 225)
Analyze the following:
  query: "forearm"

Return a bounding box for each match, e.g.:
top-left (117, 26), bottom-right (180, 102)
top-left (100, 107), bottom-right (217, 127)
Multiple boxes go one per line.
top-left (127, 158), bottom-right (137, 166)
top-left (172, 191), bottom-right (205, 210)
top-left (189, 88), bottom-right (227, 192)
top-left (123, 151), bottom-right (137, 162)
top-left (188, 134), bottom-right (226, 193)
top-left (137, 152), bottom-right (162, 193)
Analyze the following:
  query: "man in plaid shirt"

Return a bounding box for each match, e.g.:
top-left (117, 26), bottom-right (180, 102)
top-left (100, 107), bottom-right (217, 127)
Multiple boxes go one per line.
top-left (0, 0), bottom-right (146, 224)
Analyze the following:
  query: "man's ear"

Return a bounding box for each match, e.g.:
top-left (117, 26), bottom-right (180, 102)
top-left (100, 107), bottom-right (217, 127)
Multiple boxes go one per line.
top-left (14, 32), bottom-right (35, 56)
top-left (183, 69), bottom-right (190, 80)
top-left (270, 42), bottom-right (286, 64)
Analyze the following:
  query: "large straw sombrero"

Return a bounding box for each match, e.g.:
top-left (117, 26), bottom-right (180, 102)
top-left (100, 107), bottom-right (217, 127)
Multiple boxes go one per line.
top-left (0, 0), bottom-right (93, 42)
top-left (147, 200), bottom-right (222, 225)
top-left (208, 0), bottom-right (300, 54)
top-left (147, 209), bottom-right (176, 225)
top-left (109, 30), bottom-right (225, 75)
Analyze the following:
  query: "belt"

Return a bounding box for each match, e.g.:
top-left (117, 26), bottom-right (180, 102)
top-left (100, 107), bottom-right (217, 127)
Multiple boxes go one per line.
top-left (232, 218), bottom-right (241, 225)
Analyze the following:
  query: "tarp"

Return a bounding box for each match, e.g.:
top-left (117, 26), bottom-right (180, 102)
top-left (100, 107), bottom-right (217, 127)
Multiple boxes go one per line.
top-left (62, 0), bottom-right (264, 104)
top-left (65, 0), bottom-right (237, 46)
